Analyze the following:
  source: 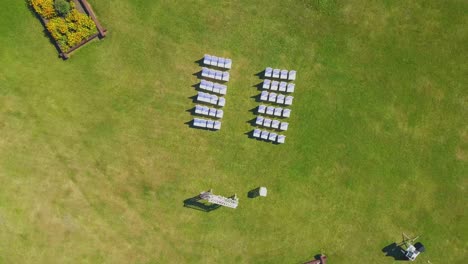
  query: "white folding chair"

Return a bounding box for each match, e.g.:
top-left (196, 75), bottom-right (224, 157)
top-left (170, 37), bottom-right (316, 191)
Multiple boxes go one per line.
top-left (258, 105), bottom-right (266, 114)
top-left (285, 96), bottom-right (293, 105)
top-left (218, 97), bottom-right (226, 107)
top-left (202, 106), bottom-right (209, 115)
top-left (277, 135), bottom-right (286, 144)
top-left (210, 56), bottom-right (218, 66)
top-left (274, 107), bottom-right (282, 116)
top-left (197, 92), bottom-right (207, 103)
top-left (263, 118), bottom-right (272, 128)
top-left (270, 81), bottom-right (279, 91)
top-left (287, 83), bottom-right (295, 93)
top-left (216, 109), bottom-right (224, 118)
top-left (201, 67), bottom-right (209, 78)
top-left (261, 130), bottom-right (269, 139)
top-left (273, 69), bottom-right (280, 78)
top-left (260, 91), bottom-right (269, 101)
top-left (288, 70), bottom-right (296, 81)
top-left (279, 82), bottom-right (287, 92)
top-left (276, 94), bottom-right (285, 104)
top-left (255, 116), bottom-right (264, 126)
top-left (195, 105), bottom-right (203, 115)
top-left (268, 92), bottom-right (277, 102)
top-left (209, 108), bottom-right (217, 117)
top-left (219, 85), bottom-right (227, 95)
top-left (218, 57), bottom-right (226, 68)
top-left (280, 122), bottom-right (289, 131)
top-left (280, 70), bottom-right (288, 80)
top-left (210, 94), bottom-right (218, 105)
top-left (224, 58), bottom-right (232, 69)
top-left (215, 71), bottom-right (222, 80)
top-left (253, 129), bottom-right (261, 138)
top-left (214, 121), bottom-right (221, 130)
top-left (203, 54), bottom-right (211, 66)
top-left (199, 80), bottom-right (208, 90)
top-left (271, 119), bottom-right (280, 129)
top-left (282, 108), bottom-right (291, 117)
top-left (266, 106), bottom-right (274, 115)
top-left (222, 71), bottom-right (230, 81)
top-left (265, 67), bottom-right (273, 78)
top-left (263, 79), bottom-right (271, 90)
top-left (206, 120), bottom-right (214, 129)
top-left (208, 69), bottom-right (215, 79)
top-left (269, 133), bottom-right (277, 141)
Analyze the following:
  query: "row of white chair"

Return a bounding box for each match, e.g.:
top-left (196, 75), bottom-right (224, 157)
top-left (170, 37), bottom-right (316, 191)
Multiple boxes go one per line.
top-left (262, 80), bottom-right (295, 93)
top-left (203, 55), bottom-right (232, 69)
top-left (197, 92), bottom-right (226, 107)
top-left (193, 118), bottom-right (221, 130)
top-left (202, 67), bottom-right (230, 82)
top-left (258, 105), bottom-right (291, 117)
top-left (255, 116), bottom-right (288, 131)
top-left (265, 68), bottom-right (296, 80)
top-left (253, 129), bottom-right (286, 143)
top-left (199, 80), bottom-right (227, 95)
top-left (260, 91), bottom-right (293, 105)
top-left (195, 105), bottom-right (223, 118)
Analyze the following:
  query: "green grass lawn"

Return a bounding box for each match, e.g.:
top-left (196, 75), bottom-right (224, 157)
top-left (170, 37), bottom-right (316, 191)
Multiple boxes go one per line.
top-left (0, 0), bottom-right (466, 263)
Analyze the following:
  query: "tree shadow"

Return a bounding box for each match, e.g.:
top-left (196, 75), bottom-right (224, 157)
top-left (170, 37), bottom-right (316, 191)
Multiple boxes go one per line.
top-left (382, 243), bottom-right (408, 261)
top-left (183, 195), bottom-right (221, 212)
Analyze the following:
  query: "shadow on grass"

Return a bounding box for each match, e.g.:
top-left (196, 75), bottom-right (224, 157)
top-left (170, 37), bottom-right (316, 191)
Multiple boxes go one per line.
top-left (188, 95), bottom-right (198, 104)
top-left (183, 195), bottom-right (221, 212)
top-left (246, 118), bottom-right (257, 126)
top-left (251, 93), bottom-right (262, 103)
top-left (26, 1), bottom-right (64, 59)
top-left (192, 71), bottom-right (203, 79)
top-left (194, 58), bottom-right (204, 67)
top-left (247, 187), bottom-right (260, 198)
top-left (254, 82), bottom-right (264, 91)
top-left (254, 70), bottom-right (265, 78)
top-left (382, 243), bottom-right (408, 261)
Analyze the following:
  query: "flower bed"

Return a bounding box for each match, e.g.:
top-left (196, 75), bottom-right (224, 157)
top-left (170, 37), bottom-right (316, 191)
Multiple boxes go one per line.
top-left (29, 0), bottom-right (106, 58)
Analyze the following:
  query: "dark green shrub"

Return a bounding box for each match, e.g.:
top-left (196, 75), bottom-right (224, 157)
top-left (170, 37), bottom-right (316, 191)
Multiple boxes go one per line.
top-left (54, 0), bottom-right (71, 16)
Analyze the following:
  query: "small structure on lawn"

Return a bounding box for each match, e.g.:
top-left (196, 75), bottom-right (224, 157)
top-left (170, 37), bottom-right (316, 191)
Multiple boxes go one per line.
top-left (304, 254), bottom-right (327, 264)
top-left (259, 187), bottom-right (267, 197)
top-left (400, 233), bottom-right (425, 261)
top-left (199, 189), bottom-right (239, 209)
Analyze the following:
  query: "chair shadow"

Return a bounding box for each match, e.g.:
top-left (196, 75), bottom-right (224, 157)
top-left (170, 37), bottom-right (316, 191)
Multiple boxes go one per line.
top-left (254, 70), bottom-right (265, 78)
top-left (188, 95), bottom-right (198, 104)
top-left (186, 107), bottom-right (196, 115)
top-left (251, 94), bottom-right (262, 103)
top-left (244, 130), bottom-right (257, 139)
top-left (192, 71), bottom-right (203, 79)
top-left (183, 195), bottom-right (221, 212)
top-left (194, 58), bottom-right (204, 67)
top-left (246, 118), bottom-right (257, 126)
top-left (382, 243), bottom-right (408, 261)
top-left (254, 82), bottom-right (264, 91)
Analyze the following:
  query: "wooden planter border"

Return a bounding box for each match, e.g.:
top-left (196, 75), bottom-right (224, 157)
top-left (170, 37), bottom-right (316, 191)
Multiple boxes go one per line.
top-left (33, 0), bottom-right (107, 59)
